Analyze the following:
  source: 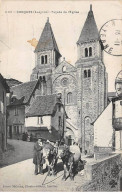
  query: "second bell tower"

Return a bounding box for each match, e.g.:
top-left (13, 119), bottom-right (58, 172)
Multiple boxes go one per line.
top-left (30, 18), bottom-right (61, 94)
top-left (76, 5), bottom-right (108, 154)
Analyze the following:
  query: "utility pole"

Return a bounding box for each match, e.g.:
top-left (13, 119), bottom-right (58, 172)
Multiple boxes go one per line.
top-left (62, 88), bottom-right (66, 140)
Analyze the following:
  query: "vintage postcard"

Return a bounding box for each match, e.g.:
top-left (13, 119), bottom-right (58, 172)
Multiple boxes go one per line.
top-left (0, 0), bottom-right (122, 192)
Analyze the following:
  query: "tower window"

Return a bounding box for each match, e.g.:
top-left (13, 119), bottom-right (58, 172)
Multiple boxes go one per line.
top-left (41, 56), bottom-right (44, 64)
top-left (85, 47), bottom-right (93, 57)
top-left (89, 47), bottom-right (92, 56)
top-left (88, 69), bottom-right (91, 77)
top-left (45, 55), bottom-right (47, 64)
top-left (67, 92), bottom-right (72, 104)
top-left (84, 69), bottom-right (91, 78)
top-left (85, 48), bottom-right (88, 57)
top-left (84, 70), bottom-right (87, 78)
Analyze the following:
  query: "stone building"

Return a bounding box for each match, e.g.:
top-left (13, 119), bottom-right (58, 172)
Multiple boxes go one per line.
top-left (0, 74), bottom-right (9, 157)
top-left (75, 5), bottom-right (108, 153)
top-left (30, 5), bottom-right (108, 153)
top-left (7, 79), bottom-right (43, 139)
top-left (25, 94), bottom-right (67, 142)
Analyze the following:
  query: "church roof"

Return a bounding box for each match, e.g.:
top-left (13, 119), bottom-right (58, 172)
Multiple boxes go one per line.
top-left (25, 94), bottom-right (62, 117)
top-left (35, 18), bottom-right (61, 56)
top-left (77, 5), bottom-right (99, 44)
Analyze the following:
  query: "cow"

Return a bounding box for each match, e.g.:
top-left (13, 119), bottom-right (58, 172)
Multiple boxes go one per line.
top-left (58, 143), bottom-right (82, 180)
top-left (42, 142), bottom-right (58, 176)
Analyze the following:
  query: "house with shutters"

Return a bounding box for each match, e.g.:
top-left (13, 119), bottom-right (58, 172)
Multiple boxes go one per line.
top-left (0, 74), bottom-right (9, 157)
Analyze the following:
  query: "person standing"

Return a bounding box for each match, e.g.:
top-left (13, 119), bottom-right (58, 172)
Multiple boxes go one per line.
top-left (33, 138), bottom-right (43, 175)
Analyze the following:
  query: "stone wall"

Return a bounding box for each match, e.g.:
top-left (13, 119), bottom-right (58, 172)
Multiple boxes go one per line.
top-left (53, 69), bottom-right (78, 130)
top-left (83, 153), bottom-right (122, 191)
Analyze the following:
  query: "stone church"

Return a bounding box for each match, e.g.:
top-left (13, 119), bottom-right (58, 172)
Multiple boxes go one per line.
top-left (30, 5), bottom-right (108, 153)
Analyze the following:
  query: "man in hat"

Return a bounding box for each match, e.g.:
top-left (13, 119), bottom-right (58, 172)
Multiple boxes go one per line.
top-left (33, 138), bottom-right (43, 175)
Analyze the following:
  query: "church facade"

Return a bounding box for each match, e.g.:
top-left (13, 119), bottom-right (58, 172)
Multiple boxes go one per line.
top-left (30, 6), bottom-right (108, 153)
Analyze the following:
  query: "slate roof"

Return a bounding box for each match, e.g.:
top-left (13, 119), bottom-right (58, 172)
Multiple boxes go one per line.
top-left (10, 80), bottom-right (38, 105)
top-left (6, 78), bottom-right (22, 88)
top-left (0, 74), bottom-right (9, 92)
top-left (26, 94), bottom-right (61, 117)
top-left (27, 127), bottom-right (61, 142)
top-left (77, 5), bottom-right (99, 44)
top-left (35, 18), bottom-right (61, 56)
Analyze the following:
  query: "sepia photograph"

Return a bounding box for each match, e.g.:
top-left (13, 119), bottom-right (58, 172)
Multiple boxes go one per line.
top-left (0, 0), bottom-right (122, 192)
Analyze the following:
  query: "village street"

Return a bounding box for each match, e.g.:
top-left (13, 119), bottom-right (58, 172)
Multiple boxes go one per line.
top-left (0, 139), bottom-right (86, 192)
top-left (0, 139), bottom-right (34, 167)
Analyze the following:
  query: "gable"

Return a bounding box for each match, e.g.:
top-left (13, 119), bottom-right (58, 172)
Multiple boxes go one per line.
top-left (53, 60), bottom-right (76, 75)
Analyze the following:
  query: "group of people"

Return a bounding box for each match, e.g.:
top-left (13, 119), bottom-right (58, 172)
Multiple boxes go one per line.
top-left (33, 138), bottom-right (82, 178)
top-left (22, 132), bottom-right (33, 142)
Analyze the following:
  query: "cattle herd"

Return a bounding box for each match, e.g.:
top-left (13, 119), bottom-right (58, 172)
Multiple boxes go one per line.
top-left (33, 139), bottom-right (85, 181)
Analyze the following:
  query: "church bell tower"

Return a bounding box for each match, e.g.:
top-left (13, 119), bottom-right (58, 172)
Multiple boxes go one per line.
top-left (30, 18), bottom-right (61, 95)
top-left (76, 5), bottom-right (108, 154)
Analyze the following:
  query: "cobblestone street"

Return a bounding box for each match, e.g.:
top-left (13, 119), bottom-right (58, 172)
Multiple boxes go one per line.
top-left (0, 158), bottom-right (86, 192)
top-left (0, 139), bottom-right (86, 191)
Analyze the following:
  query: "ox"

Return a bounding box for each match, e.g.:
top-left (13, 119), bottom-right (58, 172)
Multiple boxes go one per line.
top-left (58, 144), bottom-right (82, 180)
top-left (43, 142), bottom-right (58, 176)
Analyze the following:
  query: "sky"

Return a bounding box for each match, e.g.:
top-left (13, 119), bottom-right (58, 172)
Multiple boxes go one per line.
top-left (0, 0), bottom-right (121, 92)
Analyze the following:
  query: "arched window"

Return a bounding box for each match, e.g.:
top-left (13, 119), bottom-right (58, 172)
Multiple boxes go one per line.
top-left (89, 47), bottom-right (92, 56)
top-left (41, 56), bottom-right (44, 64)
top-left (45, 55), bottom-right (47, 64)
top-left (84, 70), bottom-right (87, 78)
top-left (85, 48), bottom-right (88, 57)
top-left (62, 66), bottom-right (66, 72)
top-left (88, 69), bottom-right (91, 77)
top-left (67, 92), bottom-right (72, 104)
